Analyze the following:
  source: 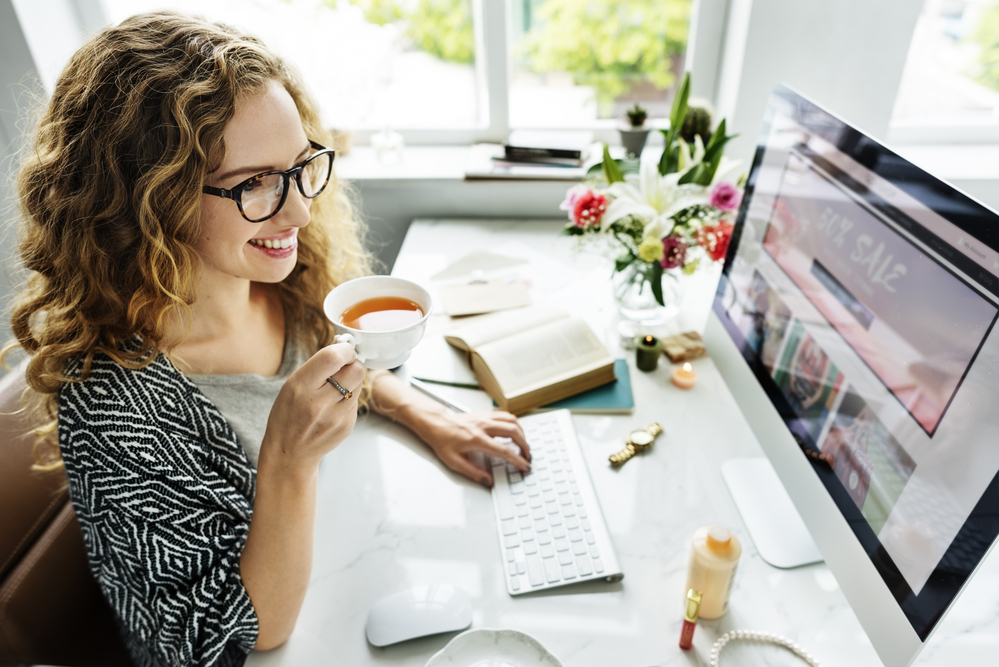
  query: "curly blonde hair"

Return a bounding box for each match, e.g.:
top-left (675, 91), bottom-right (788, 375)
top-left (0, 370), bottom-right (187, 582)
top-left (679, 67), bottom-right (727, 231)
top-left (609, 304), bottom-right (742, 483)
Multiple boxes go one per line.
top-left (4, 12), bottom-right (371, 468)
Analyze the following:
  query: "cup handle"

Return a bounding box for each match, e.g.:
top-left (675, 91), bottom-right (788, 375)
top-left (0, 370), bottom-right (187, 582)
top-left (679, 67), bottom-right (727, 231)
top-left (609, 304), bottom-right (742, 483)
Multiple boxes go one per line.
top-left (334, 333), bottom-right (367, 364)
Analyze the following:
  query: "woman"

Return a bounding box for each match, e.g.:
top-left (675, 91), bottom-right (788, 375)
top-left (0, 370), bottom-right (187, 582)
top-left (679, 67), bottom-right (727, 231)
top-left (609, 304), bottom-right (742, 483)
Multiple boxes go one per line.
top-left (6, 12), bottom-right (530, 667)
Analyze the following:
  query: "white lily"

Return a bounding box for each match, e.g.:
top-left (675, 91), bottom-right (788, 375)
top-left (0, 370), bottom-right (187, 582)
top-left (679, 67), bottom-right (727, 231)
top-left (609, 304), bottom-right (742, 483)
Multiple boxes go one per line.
top-left (602, 151), bottom-right (708, 241)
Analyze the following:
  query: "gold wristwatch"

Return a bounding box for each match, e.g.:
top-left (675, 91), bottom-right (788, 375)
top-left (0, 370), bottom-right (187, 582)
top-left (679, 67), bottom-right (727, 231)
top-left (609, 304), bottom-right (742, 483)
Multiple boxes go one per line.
top-left (609, 422), bottom-right (664, 467)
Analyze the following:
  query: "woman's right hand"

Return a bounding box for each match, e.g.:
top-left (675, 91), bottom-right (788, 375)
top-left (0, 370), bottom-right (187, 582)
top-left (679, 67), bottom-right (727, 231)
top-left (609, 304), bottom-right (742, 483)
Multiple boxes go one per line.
top-left (259, 341), bottom-right (366, 472)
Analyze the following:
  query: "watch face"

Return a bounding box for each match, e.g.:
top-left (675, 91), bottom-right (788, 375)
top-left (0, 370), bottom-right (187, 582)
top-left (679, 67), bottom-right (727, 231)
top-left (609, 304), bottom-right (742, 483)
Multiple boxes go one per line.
top-left (629, 430), bottom-right (654, 446)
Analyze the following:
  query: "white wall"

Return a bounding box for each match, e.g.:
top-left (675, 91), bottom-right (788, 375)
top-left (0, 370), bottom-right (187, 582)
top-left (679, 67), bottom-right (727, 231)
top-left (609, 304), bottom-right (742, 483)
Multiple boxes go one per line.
top-left (715, 0), bottom-right (923, 165)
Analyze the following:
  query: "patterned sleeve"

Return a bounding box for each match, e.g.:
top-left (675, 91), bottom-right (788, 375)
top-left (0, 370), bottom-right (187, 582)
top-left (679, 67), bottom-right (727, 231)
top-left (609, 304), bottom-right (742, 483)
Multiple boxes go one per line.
top-left (59, 360), bottom-right (259, 667)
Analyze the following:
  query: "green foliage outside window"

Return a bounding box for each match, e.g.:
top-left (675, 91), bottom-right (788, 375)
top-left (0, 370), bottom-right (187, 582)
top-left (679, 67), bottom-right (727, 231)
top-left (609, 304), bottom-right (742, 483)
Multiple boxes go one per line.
top-left (522, 0), bottom-right (693, 111)
top-left (969, 1), bottom-right (999, 91)
top-left (339, 0), bottom-right (474, 64)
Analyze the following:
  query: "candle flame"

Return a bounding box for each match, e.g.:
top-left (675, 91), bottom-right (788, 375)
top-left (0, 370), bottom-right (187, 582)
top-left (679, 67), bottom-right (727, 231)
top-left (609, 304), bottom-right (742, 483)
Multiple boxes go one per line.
top-left (682, 362), bottom-right (692, 372)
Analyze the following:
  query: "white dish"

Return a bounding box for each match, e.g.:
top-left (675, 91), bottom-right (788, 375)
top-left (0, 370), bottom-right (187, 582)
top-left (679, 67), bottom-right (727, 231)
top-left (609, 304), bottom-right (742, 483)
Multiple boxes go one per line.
top-left (424, 628), bottom-right (563, 667)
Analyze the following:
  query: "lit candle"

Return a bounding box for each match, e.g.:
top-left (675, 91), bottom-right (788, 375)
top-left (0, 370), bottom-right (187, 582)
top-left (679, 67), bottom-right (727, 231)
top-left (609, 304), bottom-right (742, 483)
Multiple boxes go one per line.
top-left (672, 362), bottom-right (697, 389)
top-left (636, 335), bottom-right (661, 372)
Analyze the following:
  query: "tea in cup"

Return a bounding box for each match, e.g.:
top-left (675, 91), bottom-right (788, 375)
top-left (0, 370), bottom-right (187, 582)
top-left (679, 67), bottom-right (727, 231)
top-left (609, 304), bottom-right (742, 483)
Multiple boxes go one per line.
top-left (323, 276), bottom-right (433, 370)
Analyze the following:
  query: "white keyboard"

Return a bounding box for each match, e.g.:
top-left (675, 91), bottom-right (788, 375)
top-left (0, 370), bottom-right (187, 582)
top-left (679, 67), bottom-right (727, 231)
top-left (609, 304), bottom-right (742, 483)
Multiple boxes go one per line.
top-left (490, 409), bottom-right (624, 595)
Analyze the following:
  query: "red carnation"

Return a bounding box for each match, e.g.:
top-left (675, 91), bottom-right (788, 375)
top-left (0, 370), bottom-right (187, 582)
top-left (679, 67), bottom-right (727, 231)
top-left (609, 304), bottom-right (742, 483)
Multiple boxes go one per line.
top-left (572, 191), bottom-right (608, 227)
top-left (697, 221), bottom-right (735, 262)
top-left (661, 236), bottom-right (688, 269)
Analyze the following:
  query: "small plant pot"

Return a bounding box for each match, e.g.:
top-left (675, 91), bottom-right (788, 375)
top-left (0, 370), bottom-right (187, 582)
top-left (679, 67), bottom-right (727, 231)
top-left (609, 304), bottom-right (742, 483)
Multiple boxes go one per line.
top-left (619, 127), bottom-right (650, 158)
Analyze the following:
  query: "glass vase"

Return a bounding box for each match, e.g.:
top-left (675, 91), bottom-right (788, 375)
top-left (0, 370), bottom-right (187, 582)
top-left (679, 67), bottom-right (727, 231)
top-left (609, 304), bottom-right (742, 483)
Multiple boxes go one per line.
top-left (612, 262), bottom-right (683, 343)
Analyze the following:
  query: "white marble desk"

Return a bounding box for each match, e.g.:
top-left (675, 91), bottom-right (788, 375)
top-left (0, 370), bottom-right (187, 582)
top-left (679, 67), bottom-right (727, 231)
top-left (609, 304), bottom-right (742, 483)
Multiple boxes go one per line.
top-left (247, 219), bottom-right (999, 667)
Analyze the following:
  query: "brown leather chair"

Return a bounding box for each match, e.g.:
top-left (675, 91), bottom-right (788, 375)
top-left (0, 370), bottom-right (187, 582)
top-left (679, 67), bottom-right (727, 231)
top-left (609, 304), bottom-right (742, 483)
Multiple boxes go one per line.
top-left (0, 361), bottom-right (132, 667)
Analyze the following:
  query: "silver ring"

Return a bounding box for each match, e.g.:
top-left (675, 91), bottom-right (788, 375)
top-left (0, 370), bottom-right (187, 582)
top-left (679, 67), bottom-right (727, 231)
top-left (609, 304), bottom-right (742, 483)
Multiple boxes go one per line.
top-left (327, 376), bottom-right (353, 400)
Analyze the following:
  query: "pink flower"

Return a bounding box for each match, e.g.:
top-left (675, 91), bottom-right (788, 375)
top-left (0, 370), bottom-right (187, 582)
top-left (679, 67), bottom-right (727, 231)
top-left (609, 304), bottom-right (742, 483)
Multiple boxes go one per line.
top-left (572, 191), bottom-right (609, 227)
top-left (709, 182), bottom-right (743, 212)
top-left (661, 236), bottom-right (688, 269)
top-left (560, 185), bottom-right (587, 217)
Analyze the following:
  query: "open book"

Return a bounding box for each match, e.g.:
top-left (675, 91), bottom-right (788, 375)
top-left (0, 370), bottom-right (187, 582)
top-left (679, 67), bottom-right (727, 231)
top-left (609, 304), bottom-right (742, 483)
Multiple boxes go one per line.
top-left (444, 306), bottom-right (616, 414)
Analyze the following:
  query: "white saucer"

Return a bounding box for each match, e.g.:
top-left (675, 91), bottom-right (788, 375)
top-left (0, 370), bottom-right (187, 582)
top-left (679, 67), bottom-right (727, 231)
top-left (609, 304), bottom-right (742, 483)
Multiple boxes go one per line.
top-left (424, 628), bottom-right (563, 667)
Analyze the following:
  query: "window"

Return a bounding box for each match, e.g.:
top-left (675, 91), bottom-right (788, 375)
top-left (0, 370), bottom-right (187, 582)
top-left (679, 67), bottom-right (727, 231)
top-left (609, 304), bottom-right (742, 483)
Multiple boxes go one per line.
top-left (889, 0), bottom-right (999, 144)
top-left (102, 0), bottom-right (697, 143)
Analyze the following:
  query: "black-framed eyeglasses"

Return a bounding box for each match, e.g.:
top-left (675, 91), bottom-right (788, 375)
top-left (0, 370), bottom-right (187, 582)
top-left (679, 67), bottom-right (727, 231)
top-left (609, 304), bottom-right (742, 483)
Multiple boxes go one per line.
top-left (202, 140), bottom-right (335, 223)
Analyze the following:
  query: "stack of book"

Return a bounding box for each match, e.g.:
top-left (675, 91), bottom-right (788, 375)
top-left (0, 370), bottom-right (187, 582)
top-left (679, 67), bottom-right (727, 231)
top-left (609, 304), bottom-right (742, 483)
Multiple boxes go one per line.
top-left (501, 130), bottom-right (593, 167)
top-left (464, 130), bottom-right (595, 180)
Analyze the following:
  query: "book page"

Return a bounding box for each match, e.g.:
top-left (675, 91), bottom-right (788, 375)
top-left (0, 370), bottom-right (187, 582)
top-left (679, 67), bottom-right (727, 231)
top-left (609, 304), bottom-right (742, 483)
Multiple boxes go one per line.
top-left (444, 305), bottom-right (567, 350)
top-left (475, 317), bottom-right (613, 395)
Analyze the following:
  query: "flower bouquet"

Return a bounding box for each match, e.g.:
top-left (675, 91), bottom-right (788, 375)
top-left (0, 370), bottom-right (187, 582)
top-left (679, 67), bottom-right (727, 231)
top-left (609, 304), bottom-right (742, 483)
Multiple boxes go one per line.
top-left (559, 74), bottom-right (743, 328)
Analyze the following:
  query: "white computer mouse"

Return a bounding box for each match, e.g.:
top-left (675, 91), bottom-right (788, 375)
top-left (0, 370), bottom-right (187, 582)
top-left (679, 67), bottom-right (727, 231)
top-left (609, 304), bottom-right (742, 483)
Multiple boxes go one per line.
top-left (365, 584), bottom-right (473, 647)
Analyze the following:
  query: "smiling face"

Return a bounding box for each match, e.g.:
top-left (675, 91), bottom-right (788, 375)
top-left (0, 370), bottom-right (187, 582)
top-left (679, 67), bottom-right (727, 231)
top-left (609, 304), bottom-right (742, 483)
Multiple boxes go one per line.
top-left (197, 80), bottom-right (312, 288)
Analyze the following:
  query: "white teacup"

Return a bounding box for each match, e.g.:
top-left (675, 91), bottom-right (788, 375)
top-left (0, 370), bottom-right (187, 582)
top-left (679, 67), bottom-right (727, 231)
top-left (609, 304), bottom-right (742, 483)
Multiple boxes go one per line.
top-left (323, 276), bottom-right (433, 370)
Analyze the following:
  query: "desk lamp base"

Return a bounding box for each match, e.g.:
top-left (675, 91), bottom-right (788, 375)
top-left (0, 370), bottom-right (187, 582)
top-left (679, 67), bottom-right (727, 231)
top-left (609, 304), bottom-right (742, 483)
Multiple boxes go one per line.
top-left (722, 458), bottom-right (822, 569)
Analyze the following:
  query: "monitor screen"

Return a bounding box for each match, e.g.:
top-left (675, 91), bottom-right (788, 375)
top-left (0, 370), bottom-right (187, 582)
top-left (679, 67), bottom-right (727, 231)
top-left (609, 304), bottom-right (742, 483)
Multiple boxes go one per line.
top-left (713, 84), bottom-right (999, 643)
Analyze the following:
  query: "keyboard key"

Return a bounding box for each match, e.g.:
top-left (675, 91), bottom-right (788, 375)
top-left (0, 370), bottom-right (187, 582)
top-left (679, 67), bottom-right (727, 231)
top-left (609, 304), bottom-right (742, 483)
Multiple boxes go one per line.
top-left (546, 502), bottom-right (560, 515)
top-left (593, 558), bottom-right (604, 573)
top-left (568, 528), bottom-right (583, 542)
top-left (504, 534), bottom-right (519, 548)
top-left (559, 550), bottom-right (573, 565)
top-left (541, 544), bottom-right (554, 558)
top-left (506, 549), bottom-right (516, 562)
top-left (543, 491), bottom-right (556, 503)
top-left (509, 471), bottom-right (523, 483)
top-left (527, 556), bottom-right (544, 587)
top-left (549, 513), bottom-right (562, 526)
top-left (527, 484), bottom-right (541, 497)
top-left (578, 506), bottom-right (587, 518)
top-left (568, 473), bottom-right (577, 483)
top-left (566, 516), bottom-right (580, 529)
top-left (532, 508), bottom-right (545, 521)
top-left (574, 495), bottom-right (585, 506)
top-left (511, 575), bottom-right (520, 591)
top-left (590, 545), bottom-right (600, 558)
top-left (581, 519), bottom-right (591, 531)
top-left (518, 561), bottom-right (526, 574)
top-left (519, 517), bottom-right (532, 529)
top-left (508, 563), bottom-right (518, 577)
top-left (541, 480), bottom-right (554, 492)
top-left (562, 504), bottom-right (576, 518)
top-left (572, 541), bottom-right (587, 555)
top-left (571, 483), bottom-right (580, 494)
top-left (524, 474), bottom-right (538, 486)
top-left (556, 482), bottom-right (569, 494)
top-left (522, 530), bottom-right (535, 542)
top-left (501, 519), bottom-right (517, 535)
top-left (552, 525), bottom-right (566, 538)
top-left (585, 532), bottom-right (596, 545)
top-left (555, 537), bottom-right (570, 552)
top-left (534, 519), bottom-right (549, 532)
top-left (516, 504), bottom-right (530, 518)
top-left (529, 495), bottom-right (543, 508)
top-left (514, 493), bottom-right (528, 505)
top-left (523, 540), bottom-right (538, 555)
top-left (497, 494), bottom-right (514, 520)
top-left (510, 482), bottom-right (524, 495)
top-left (576, 555), bottom-right (593, 576)
top-left (551, 460), bottom-right (563, 472)
top-left (561, 563), bottom-right (577, 580)
top-left (545, 558), bottom-right (561, 583)
top-left (537, 531), bottom-right (552, 545)
top-left (560, 494), bottom-right (573, 506)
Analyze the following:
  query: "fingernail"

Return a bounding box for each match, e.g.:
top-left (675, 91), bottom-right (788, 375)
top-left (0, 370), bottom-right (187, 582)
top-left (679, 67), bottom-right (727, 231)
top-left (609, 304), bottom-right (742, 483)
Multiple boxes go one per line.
top-left (481, 476), bottom-right (492, 488)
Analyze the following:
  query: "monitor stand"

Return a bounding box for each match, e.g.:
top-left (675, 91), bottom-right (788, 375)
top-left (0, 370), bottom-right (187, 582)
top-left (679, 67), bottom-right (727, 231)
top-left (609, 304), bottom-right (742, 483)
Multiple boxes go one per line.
top-left (722, 458), bottom-right (823, 568)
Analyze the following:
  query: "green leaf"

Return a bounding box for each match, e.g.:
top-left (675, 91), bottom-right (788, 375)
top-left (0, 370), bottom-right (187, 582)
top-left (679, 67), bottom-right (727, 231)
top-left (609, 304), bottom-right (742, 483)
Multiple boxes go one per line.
top-left (659, 73), bottom-right (690, 175)
top-left (615, 254), bottom-right (635, 273)
top-left (650, 260), bottom-right (665, 306)
top-left (692, 119), bottom-right (738, 186)
top-left (602, 143), bottom-right (625, 184)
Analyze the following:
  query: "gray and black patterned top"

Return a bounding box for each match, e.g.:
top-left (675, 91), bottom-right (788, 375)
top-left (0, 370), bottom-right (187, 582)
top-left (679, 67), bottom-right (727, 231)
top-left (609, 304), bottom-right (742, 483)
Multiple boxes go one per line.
top-left (59, 350), bottom-right (259, 667)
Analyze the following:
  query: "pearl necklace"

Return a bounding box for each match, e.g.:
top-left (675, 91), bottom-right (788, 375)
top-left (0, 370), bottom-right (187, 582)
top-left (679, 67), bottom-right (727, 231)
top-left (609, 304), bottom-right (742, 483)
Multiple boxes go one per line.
top-left (710, 630), bottom-right (822, 667)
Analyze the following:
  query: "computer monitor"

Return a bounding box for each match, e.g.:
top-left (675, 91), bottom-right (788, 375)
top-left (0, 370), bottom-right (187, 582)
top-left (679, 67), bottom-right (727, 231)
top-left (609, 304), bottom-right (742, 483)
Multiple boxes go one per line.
top-left (703, 84), bottom-right (999, 667)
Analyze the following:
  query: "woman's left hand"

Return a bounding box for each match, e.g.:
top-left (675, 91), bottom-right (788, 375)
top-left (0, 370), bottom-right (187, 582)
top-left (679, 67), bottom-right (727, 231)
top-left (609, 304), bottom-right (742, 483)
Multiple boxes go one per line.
top-left (417, 410), bottom-right (530, 488)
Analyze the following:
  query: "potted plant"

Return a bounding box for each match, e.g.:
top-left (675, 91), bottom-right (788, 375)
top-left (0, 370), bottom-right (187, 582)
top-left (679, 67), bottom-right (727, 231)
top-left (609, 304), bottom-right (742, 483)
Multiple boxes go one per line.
top-left (619, 103), bottom-right (650, 158)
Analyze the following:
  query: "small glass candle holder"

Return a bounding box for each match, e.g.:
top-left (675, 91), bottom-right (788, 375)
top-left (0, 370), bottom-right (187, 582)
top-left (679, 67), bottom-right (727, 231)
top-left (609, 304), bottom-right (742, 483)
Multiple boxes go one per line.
top-left (636, 335), bottom-right (661, 372)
